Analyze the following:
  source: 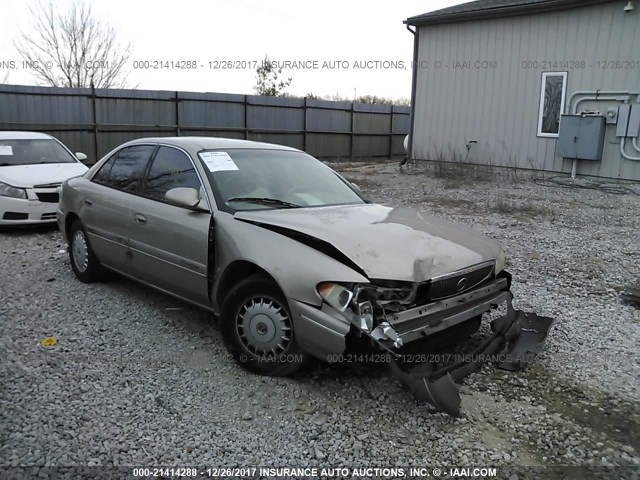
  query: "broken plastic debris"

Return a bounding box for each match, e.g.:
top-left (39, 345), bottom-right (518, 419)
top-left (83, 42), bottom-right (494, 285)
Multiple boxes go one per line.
top-left (40, 336), bottom-right (57, 347)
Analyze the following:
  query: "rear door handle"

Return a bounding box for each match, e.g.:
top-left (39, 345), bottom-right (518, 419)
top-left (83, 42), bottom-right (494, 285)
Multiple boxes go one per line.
top-left (134, 213), bottom-right (147, 224)
top-left (83, 199), bottom-right (93, 206)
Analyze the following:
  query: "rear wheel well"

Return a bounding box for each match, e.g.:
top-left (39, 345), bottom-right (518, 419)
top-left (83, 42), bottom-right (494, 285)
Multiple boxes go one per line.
top-left (65, 212), bottom-right (80, 239)
top-left (216, 261), bottom-right (276, 307)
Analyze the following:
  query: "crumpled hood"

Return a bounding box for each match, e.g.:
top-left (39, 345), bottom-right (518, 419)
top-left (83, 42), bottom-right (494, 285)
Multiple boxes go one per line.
top-left (235, 204), bottom-right (503, 282)
top-left (0, 163), bottom-right (88, 188)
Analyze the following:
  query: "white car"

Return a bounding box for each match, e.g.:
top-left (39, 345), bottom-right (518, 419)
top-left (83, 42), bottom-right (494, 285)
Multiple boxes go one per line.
top-left (0, 132), bottom-right (89, 225)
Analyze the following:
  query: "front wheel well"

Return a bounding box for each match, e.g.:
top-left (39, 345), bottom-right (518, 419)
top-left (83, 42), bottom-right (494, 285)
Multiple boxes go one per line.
top-left (215, 261), bottom-right (278, 307)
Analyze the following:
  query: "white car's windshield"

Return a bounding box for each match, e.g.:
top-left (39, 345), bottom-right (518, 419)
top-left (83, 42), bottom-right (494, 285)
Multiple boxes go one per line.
top-left (201, 149), bottom-right (365, 210)
top-left (0, 139), bottom-right (77, 166)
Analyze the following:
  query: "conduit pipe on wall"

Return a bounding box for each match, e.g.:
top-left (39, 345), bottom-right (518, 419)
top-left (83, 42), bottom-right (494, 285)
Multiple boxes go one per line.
top-left (566, 90), bottom-right (639, 114)
top-left (572, 96), bottom-right (630, 114)
top-left (567, 93), bottom-right (638, 176)
top-left (620, 137), bottom-right (640, 161)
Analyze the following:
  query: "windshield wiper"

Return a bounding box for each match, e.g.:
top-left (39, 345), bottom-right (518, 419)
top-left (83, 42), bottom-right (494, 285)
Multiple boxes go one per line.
top-left (226, 197), bottom-right (301, 208)
top-left (0, 162), bottom-right (16, 167)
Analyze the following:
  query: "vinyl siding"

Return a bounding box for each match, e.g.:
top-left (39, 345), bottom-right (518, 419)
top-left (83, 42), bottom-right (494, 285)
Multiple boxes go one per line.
top-left (411, 1), bottom-right (640, 180)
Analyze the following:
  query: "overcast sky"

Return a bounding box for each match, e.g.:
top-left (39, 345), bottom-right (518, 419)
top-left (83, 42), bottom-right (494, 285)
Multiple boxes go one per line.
top-left (0, 0), bottom-right (466, 99)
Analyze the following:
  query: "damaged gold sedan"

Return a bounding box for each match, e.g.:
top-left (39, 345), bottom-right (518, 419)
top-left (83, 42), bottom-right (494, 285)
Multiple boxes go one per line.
top-left (57, 137), bottom-right (553, 416)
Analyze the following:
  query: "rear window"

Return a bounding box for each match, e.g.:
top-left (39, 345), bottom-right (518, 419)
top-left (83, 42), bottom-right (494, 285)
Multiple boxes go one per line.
top-left (92, 145), bottom-right (155, 193)
top-left (0, 138), bottom-right (77, 166)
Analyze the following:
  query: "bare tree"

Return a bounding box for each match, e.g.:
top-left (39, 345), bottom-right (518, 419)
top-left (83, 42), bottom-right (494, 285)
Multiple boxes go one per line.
top-left (254, 56), bottom-right (292, 96)
top-left (15, 0), bottom-right (132, 88)
top-left (1, 70), bottom-right (10, 84)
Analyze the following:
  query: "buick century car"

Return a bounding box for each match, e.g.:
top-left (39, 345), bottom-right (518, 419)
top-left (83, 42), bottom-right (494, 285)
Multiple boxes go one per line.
top-left (58, 137), bottom-right (552, 415)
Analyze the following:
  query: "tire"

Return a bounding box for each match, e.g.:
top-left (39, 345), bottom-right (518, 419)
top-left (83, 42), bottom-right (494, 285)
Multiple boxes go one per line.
top-left (221, 274), bottom-right (306, 376)
top-left (68, 220), bottom-right (103, 283)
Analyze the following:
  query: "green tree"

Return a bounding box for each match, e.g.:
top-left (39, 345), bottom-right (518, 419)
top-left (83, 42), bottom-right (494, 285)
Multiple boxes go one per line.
top-left (254, 56), bottom-right (292, 96)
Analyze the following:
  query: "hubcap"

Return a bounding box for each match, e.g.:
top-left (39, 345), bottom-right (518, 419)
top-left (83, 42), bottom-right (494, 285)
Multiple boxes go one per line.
top-left (236, 296), bottom-right (291, 358)
top-left (72, 230), bottom-right (89, 273)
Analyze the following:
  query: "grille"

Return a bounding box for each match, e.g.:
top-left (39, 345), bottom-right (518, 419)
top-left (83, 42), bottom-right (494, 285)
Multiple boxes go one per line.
top-left (415, 262), bottom-right (495, 306)
top-left (3, 212), bottom-right (28, 220)
top-left (41, 213), bottom-right (57, 221)
top-left (35, 192), bottom-right (59, 203)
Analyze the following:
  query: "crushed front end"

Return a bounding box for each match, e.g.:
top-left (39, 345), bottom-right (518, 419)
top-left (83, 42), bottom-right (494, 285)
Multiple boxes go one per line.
top-left (317, 260), bottom-right (554, 416)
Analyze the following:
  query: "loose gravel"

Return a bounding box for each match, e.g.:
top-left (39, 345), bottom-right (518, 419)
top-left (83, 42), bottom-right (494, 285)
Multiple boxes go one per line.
top-left (1, 160), bottom-right (639, 478)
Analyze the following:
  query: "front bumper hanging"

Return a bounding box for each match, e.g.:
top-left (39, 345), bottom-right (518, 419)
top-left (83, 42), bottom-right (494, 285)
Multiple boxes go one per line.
top-left (388, 293), bottom-right (554, 417)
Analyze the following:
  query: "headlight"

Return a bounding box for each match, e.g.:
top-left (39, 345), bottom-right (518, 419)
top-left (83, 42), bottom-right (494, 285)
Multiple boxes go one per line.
top-left (0, 182), bottom-right (27, 199)
top-left (496, 250), bottom-right (506, 273)
top-left (317, 282), bottom-right (354, 312)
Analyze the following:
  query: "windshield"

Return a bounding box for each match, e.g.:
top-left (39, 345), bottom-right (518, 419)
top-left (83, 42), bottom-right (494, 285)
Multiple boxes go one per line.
top-left (0, 138), bottom-right (77, 166)
top-left (200, 149), bottom-right (365, 211)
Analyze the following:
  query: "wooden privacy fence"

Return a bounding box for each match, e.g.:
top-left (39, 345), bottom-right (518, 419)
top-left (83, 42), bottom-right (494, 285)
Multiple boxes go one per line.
top-left (0, 84), bottom-right (410, 162)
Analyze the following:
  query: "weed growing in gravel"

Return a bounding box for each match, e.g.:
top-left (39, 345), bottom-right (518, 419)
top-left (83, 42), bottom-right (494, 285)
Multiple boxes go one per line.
top-left (488, 196), bottom-right (556, 219)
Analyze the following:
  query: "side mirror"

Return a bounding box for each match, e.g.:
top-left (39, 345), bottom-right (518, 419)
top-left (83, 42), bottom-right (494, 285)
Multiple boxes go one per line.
top-left (165, 187), bottom-right (207, 211)
top-left (76, 152), bottom-right (92, 166)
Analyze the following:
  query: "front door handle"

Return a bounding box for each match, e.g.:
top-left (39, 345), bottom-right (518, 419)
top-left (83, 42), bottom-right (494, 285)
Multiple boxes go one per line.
top-left (83, 199), bottom-right (93, 206)
top-left (134, 213), bottom-right (147, 224)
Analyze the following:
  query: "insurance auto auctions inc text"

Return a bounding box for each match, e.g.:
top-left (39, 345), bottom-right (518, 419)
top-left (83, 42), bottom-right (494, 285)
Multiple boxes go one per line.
top-left (257, 466), bottom-right (498, 478)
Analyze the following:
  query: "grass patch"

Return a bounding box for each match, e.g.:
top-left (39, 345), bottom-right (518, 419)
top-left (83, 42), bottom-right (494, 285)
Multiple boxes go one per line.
top-left (486, 196), bottom-right (556, 220)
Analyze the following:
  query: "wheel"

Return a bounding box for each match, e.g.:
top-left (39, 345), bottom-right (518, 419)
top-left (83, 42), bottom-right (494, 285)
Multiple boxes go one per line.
top-left (221, 274), bottom-right (306, 376)
top-left (68, 220), bottom-right (103, 283)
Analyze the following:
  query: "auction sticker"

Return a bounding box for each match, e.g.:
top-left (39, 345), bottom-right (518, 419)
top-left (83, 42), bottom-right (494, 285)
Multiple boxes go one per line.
top-left (200, 151), bottom-right (239, 172)
top-left (0, 145), bottom-right (13, 155)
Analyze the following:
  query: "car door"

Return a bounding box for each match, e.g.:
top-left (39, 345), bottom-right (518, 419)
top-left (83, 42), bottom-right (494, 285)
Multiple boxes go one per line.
top-left (81, 144), bottom-right (155, 273)
top-left (125, 145), bottom-right (212, 305)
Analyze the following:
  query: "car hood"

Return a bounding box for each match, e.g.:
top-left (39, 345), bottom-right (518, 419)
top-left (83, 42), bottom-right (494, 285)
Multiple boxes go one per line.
top-left (0, 163), bottom-right (88, 187)
top-left (235, 204), bottom-right (503, 282)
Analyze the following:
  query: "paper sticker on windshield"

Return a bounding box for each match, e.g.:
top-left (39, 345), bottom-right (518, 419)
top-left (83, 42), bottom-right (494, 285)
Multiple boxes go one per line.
top-left (0, 145), bottom-right (13, 156)
top-left (200, 151), bottom-right (239, 172)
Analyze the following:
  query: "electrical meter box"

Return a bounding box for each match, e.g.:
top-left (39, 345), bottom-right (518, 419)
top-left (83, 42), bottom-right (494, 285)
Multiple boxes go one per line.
top-left (556, 114), bottom-right (606, 161)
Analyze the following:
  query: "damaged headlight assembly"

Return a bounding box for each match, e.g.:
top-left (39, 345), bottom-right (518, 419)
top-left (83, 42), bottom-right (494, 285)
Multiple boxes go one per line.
top-left (316, 281), bottom-right (412, 334)
top-left (317, 282), bottom-right (353, 312)
top-left (317, 282), bottom-right (373, 331)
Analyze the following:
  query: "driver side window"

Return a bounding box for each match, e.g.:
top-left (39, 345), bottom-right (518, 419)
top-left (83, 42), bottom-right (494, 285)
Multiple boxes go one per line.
top-left (142, 146), bottom-right (202, 203)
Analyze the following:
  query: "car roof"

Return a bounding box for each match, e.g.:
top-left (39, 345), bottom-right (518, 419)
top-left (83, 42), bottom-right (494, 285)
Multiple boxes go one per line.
top-left (0, 131), bottom-right (55, 140)
top-left (122, 136), bottom-right (302, 152)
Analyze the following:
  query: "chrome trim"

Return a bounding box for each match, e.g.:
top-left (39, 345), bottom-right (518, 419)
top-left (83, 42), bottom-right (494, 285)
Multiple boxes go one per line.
top-left (87, 230), bottom-right (207, 277)
top-left (373, 289), bottom-right (512, 347)
top-left (397, 291), bottom-right (511, 342)
top-left (429, 260), bottom-right (496, 282)
top-left (101, 264), bottom-right (216, 312)
top-left (390, 276), bottom-right (508, 325)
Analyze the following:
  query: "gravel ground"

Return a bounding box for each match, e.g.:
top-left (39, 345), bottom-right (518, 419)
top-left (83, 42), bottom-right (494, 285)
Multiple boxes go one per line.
top-left (1, 160), bottom-right (639, 479)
